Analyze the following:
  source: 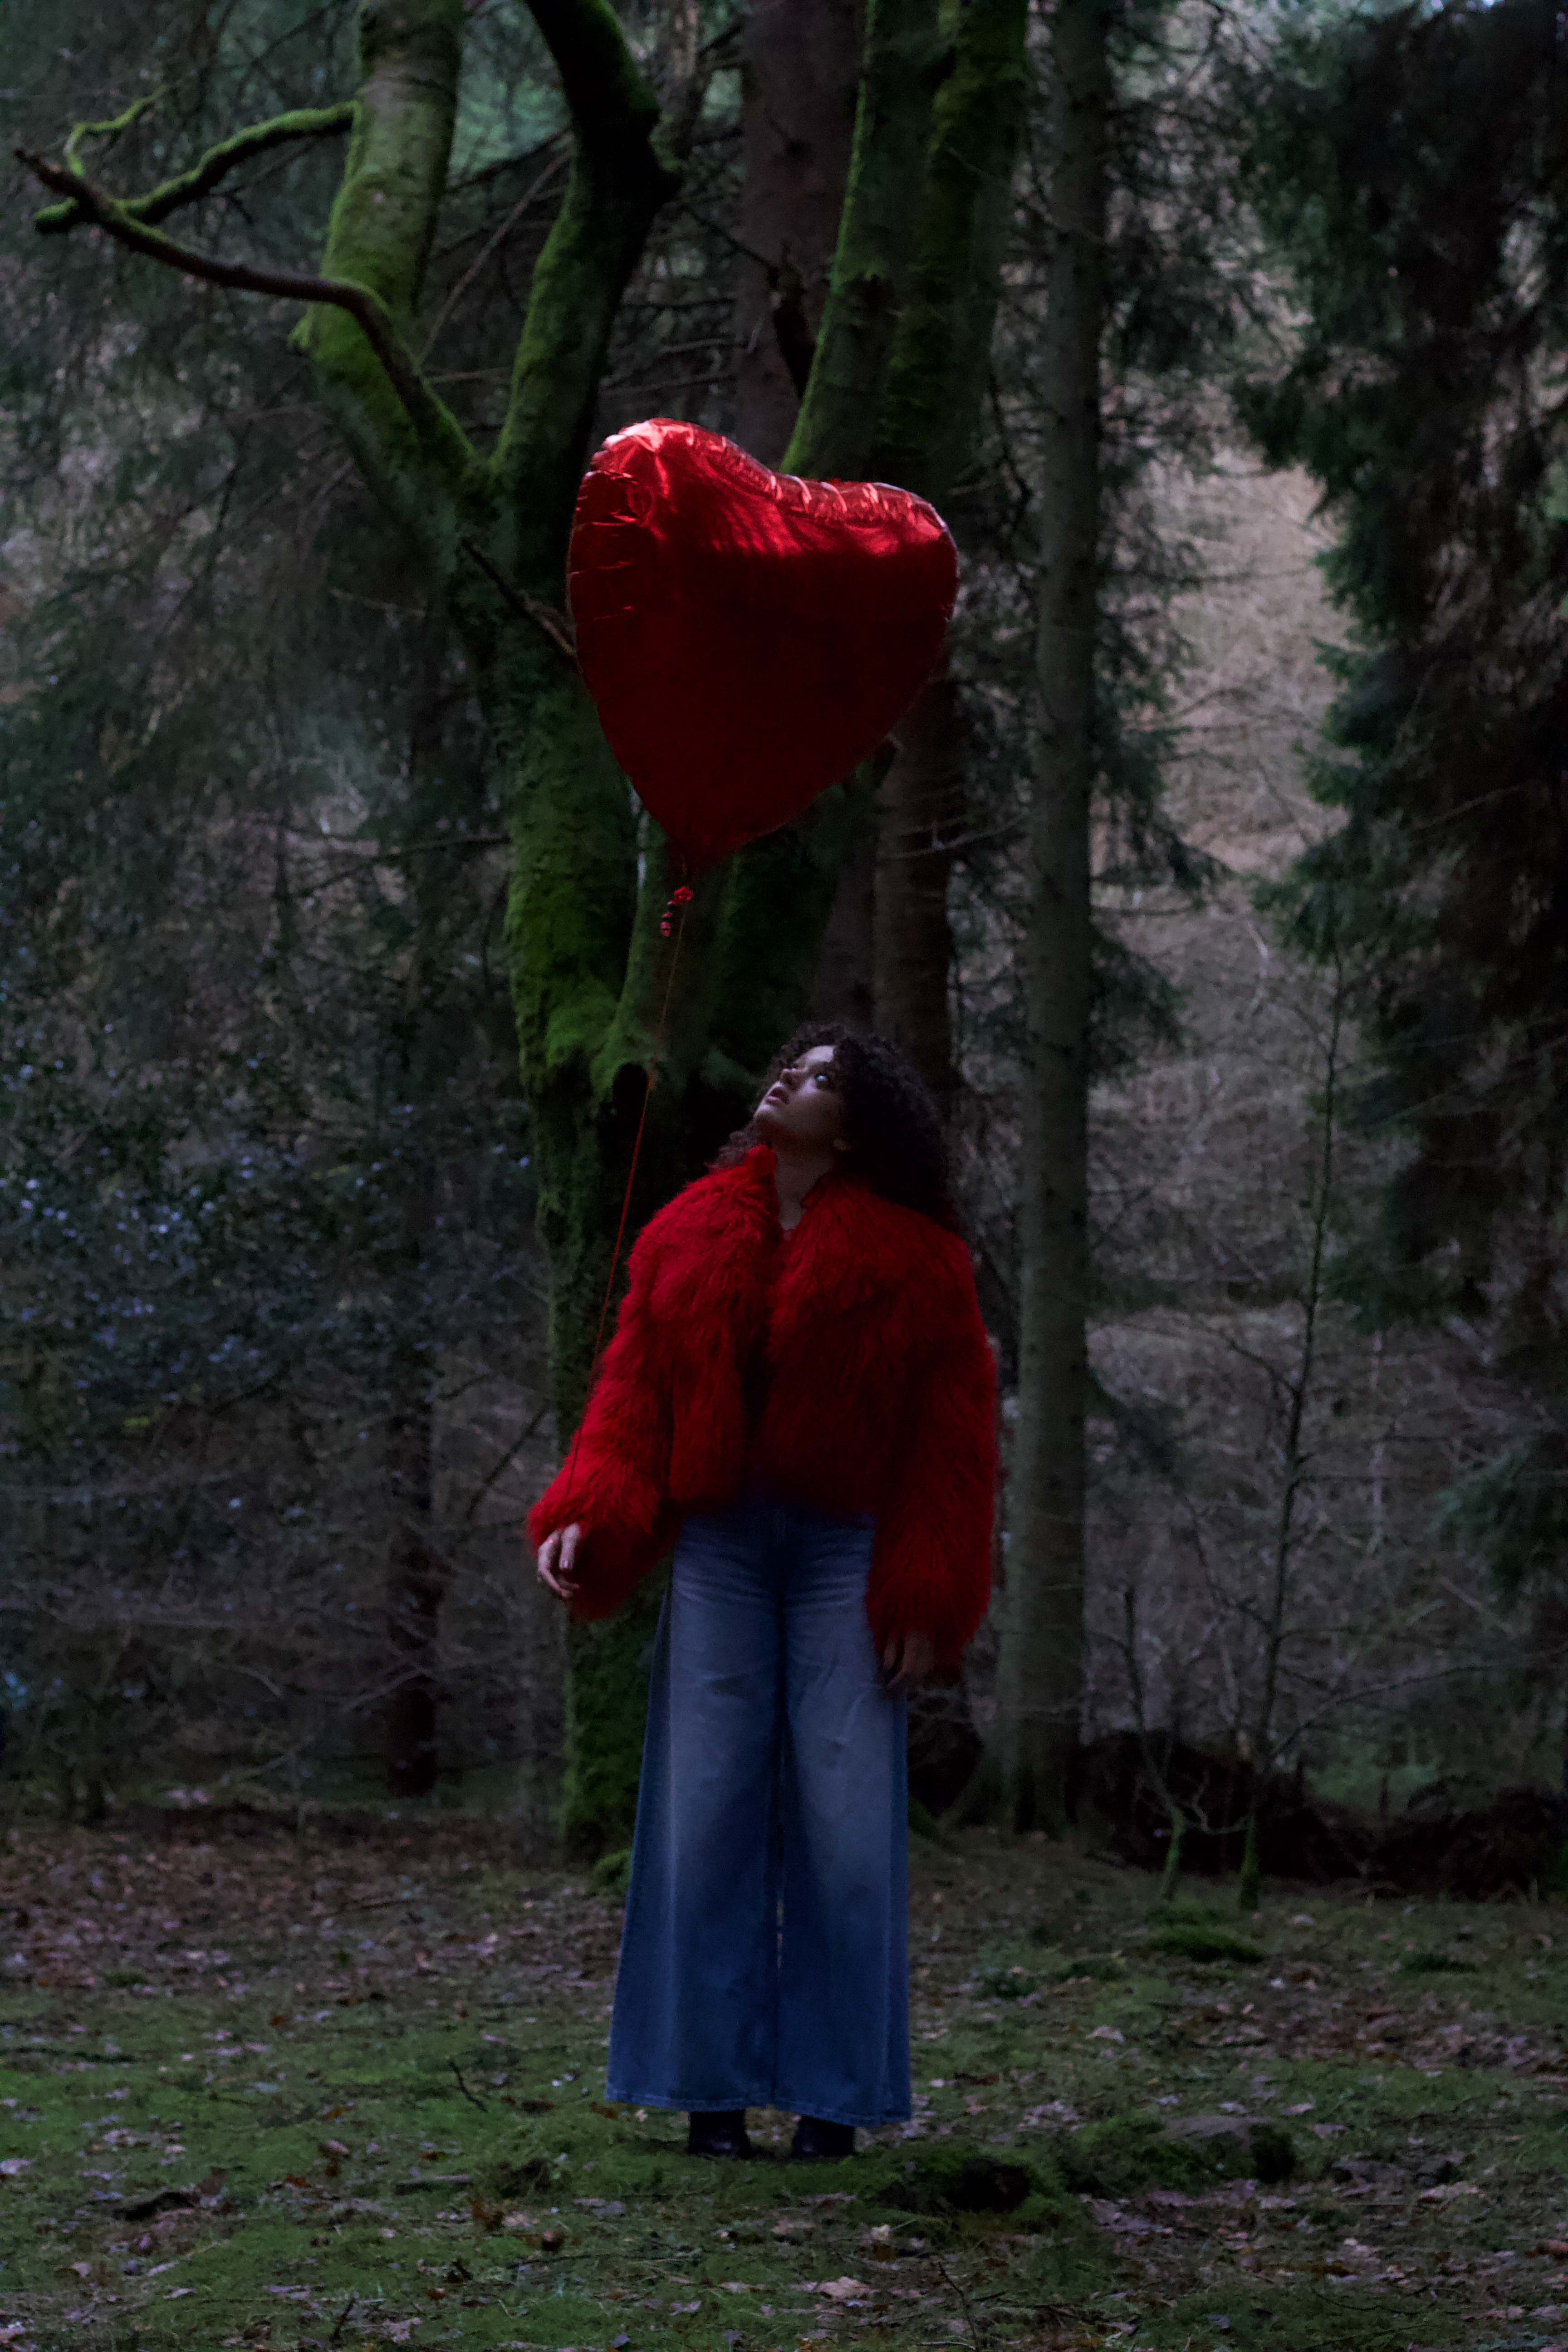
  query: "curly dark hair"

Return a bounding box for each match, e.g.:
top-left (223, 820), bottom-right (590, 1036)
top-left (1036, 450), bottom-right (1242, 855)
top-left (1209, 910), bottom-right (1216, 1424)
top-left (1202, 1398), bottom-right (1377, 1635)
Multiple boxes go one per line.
top-left (715, 1021), bottom-right (960, 1231)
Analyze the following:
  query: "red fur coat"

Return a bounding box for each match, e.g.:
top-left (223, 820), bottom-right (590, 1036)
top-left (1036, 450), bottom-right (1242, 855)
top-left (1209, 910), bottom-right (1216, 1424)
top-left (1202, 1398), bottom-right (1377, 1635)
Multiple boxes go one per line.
top-left (528, 1145), bottom-right (996, 1676)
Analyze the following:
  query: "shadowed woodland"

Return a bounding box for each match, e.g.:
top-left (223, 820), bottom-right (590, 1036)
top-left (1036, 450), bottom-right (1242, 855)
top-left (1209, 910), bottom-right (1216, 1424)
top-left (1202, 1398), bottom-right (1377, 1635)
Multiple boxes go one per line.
top-left (7, 2), bottom-right (1568, 2343)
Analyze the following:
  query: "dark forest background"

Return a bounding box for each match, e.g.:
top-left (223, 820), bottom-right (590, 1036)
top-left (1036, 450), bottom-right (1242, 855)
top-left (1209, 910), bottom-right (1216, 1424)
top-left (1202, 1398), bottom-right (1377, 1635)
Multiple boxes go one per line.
top-left (3, 0), bottom-right (1566, 1877)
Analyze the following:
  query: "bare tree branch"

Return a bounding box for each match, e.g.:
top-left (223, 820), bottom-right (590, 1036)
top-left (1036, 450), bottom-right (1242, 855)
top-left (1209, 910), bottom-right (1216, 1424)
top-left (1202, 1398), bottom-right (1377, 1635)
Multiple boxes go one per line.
top-left (18, 147), bottom-right (446, 453)
top-left (458, 539), bottom-right (576, 662)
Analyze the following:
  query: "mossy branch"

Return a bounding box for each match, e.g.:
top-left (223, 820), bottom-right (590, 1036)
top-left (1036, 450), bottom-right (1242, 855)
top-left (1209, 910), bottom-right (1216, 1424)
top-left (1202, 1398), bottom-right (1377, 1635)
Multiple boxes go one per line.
top-left (495, 0), bottom-right (681, 575)
top-left (37, 104), bottom-right (354, 237)
top-left (61, 88), bottom-right (165, 176)
top-left (17, 147), bottom-right (456, 466)
top-left (525, 0), bottom-right (678, 172)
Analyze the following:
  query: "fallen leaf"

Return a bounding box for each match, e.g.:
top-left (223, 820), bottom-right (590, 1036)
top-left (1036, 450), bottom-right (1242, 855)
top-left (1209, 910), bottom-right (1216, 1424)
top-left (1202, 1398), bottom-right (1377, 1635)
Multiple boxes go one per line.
top-left (0, 2158), bottom-right (31, 2177)
top-left (811, 2278), bottom-right (872, 2301)
top-left (319, 2139), bottom-right (352, 2158)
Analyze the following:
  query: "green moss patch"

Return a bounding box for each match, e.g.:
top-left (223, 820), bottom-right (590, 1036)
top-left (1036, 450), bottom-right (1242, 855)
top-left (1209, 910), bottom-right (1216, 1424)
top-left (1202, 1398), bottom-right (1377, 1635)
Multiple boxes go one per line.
top-left (983, 1948), bottom-right (1127, 1994)
top-left (862, 2139), bottom-right (1060, 2217)
top-left (1145, 1919), bottom-right (1268, 1964)
top-left (1140, 2283), bottom-right (1466, 2349)
top-left (1059, 2109), bottom-right (1296, 2196)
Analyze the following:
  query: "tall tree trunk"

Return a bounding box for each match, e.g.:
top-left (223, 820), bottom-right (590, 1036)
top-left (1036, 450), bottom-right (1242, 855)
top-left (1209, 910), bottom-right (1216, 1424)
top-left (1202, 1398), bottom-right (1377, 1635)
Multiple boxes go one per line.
top-left (994, 0), bottom-right (1108, 1833)
top-left (873, 663), bottom-right (961, 1104)
top-left (733, 0), bottom-right (862, 466)
top-left (384, 1337), bottom-right (441, 1795)
top-left (384, 631), bottom-right (450, 1798)
top-left (812, 847), bottom-right (877, 1026)
top-left (846, 0), bottom-right (1029, 1077)
top-left (542, 0), bottom-right (946, 1848)
top-left (764, 0), bottom-right (879, 1035)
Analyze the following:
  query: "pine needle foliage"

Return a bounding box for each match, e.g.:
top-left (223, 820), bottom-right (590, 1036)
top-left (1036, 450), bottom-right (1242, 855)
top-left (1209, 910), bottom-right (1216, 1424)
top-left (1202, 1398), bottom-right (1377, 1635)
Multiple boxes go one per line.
top-left (1235, 0), bottom-right (1568, 1614)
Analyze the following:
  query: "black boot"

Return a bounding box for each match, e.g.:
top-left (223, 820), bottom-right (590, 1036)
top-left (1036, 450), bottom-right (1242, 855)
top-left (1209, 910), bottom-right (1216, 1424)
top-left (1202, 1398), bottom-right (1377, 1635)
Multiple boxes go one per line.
top-left (687, 2108), bottom-right (752, 2159)
top-left (789, 2115), bottom-right (856, 2161)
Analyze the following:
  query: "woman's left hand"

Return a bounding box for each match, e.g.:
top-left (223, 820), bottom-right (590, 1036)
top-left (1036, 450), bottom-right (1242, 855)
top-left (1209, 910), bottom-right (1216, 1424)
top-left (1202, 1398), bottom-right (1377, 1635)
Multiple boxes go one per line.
top-left (881, 1628), bottom-right (936, 1689)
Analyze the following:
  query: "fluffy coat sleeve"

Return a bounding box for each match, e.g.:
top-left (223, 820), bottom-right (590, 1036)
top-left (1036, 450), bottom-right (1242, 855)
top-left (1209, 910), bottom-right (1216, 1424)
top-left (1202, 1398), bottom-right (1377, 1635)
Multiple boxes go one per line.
top-left (864, 1233), bottom-right (997, 1680)
top-left (525, 1225), bottom-right (675, 1621)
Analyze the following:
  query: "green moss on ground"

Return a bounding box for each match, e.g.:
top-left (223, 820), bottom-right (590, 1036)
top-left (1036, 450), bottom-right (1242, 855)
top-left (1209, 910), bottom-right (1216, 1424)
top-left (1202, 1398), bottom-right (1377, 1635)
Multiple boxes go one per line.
top-left (4, 1815), bottom-right (1568, 2348)
top-left (1144, 1920), bottom-right (1268, 1966)
top-left (1140, 2282), bottom-right (1467, 2348)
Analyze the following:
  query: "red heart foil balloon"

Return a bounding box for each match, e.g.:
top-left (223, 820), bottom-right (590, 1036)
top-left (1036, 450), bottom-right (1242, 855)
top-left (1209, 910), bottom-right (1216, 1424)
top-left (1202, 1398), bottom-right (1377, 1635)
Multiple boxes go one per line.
top-left (568, 419), bottom-right (958, 868)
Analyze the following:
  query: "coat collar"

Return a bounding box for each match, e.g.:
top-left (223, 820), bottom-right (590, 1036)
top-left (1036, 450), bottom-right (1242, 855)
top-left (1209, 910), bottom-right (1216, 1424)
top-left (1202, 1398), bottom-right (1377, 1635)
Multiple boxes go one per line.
top-left (713, 1146), bottom-right (940, 1309)
top-left (726, 1142), bottom-right (862, 1234)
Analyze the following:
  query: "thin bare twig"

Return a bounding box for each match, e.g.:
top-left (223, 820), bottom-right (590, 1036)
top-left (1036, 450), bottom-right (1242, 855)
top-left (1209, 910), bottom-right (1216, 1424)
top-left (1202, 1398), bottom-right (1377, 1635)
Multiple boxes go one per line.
top-left (447, 2058), bottom-right (488, 2111)
top-left (18, 148), bottom-right (439, 448)
top-left (463, 1402), bottom-right (552, 1525)
top-left (419, 153), bottom-right (567, 360)
top-left (931, 2252), bottom-right (984, 2347)
top-left (458, 538), bottom-right (576, 662)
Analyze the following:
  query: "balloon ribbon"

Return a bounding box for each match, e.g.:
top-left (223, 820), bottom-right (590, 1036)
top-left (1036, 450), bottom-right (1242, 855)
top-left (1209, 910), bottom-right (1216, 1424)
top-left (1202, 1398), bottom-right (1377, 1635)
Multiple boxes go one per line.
top-left (555, 883), bottom-right (694, 1526)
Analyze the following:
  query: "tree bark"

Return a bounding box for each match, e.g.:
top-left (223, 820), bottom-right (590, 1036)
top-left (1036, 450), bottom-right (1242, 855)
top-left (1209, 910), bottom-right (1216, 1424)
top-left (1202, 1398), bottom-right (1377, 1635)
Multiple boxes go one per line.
top-left (384, 631), bottom-right (451, 1799)
top-left (812, 845), bottom-right (877, 1027)
top-left (732, 0), bottom-right (862, 466)
top-left (994, 0), bottom-right (1108, 1833)
top-left (873, 663), bottom-right (962, 1102)
top-left (833, 0), bottom-right (1028, 1074)
top-left (783, 0), bottom-right (942, 477)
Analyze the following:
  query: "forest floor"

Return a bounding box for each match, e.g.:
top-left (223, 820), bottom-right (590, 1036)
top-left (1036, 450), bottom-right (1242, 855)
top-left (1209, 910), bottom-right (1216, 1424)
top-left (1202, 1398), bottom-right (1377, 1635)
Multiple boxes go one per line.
top-left (2, 1810), bottom-right (1568, 2352)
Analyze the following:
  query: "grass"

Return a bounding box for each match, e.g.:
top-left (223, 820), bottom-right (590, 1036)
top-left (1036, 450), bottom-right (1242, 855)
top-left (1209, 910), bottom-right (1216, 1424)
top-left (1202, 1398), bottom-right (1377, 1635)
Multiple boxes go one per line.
top-left (3, 1810), bottom-right (1568, 2349)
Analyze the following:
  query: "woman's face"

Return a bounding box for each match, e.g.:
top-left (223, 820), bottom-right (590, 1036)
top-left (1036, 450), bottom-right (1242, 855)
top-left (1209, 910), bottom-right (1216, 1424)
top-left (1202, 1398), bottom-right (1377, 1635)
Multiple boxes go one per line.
top-left (755, 1043), bottom-right (848, 1158)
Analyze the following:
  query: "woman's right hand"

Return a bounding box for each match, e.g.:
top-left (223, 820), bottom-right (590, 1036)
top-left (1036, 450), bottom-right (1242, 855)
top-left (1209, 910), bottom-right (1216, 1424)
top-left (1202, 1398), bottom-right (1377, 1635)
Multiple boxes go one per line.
top-left (535, 1523), bottom-right (584, 1603)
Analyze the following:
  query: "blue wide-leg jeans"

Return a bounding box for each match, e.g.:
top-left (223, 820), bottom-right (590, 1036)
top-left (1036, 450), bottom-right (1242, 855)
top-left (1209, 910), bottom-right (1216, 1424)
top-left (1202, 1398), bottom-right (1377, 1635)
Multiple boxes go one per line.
top-left (605, 1494), bottom-right (911, 2126)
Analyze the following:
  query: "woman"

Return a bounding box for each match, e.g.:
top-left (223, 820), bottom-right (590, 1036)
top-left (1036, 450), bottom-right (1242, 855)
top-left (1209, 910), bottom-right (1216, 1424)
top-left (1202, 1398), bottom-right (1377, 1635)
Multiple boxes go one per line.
top-left (530, 1023), bottom-right (995, 2160)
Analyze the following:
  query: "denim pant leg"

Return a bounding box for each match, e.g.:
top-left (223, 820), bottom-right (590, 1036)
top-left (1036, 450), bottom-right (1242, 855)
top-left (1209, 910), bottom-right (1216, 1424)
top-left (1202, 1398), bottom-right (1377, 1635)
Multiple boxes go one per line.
top-left (605, 1504), bottom-right (781, 2112)
top-left (774, 1505), bottom-right (911, 2127)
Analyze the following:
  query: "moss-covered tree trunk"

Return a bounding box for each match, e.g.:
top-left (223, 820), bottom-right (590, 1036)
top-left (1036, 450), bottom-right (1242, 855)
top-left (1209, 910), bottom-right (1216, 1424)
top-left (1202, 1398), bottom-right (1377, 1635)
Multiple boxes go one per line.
top-left (994, 0), bottom-right (1110, 1833)
top-left (297, 0), bottom-right (956, 1853)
